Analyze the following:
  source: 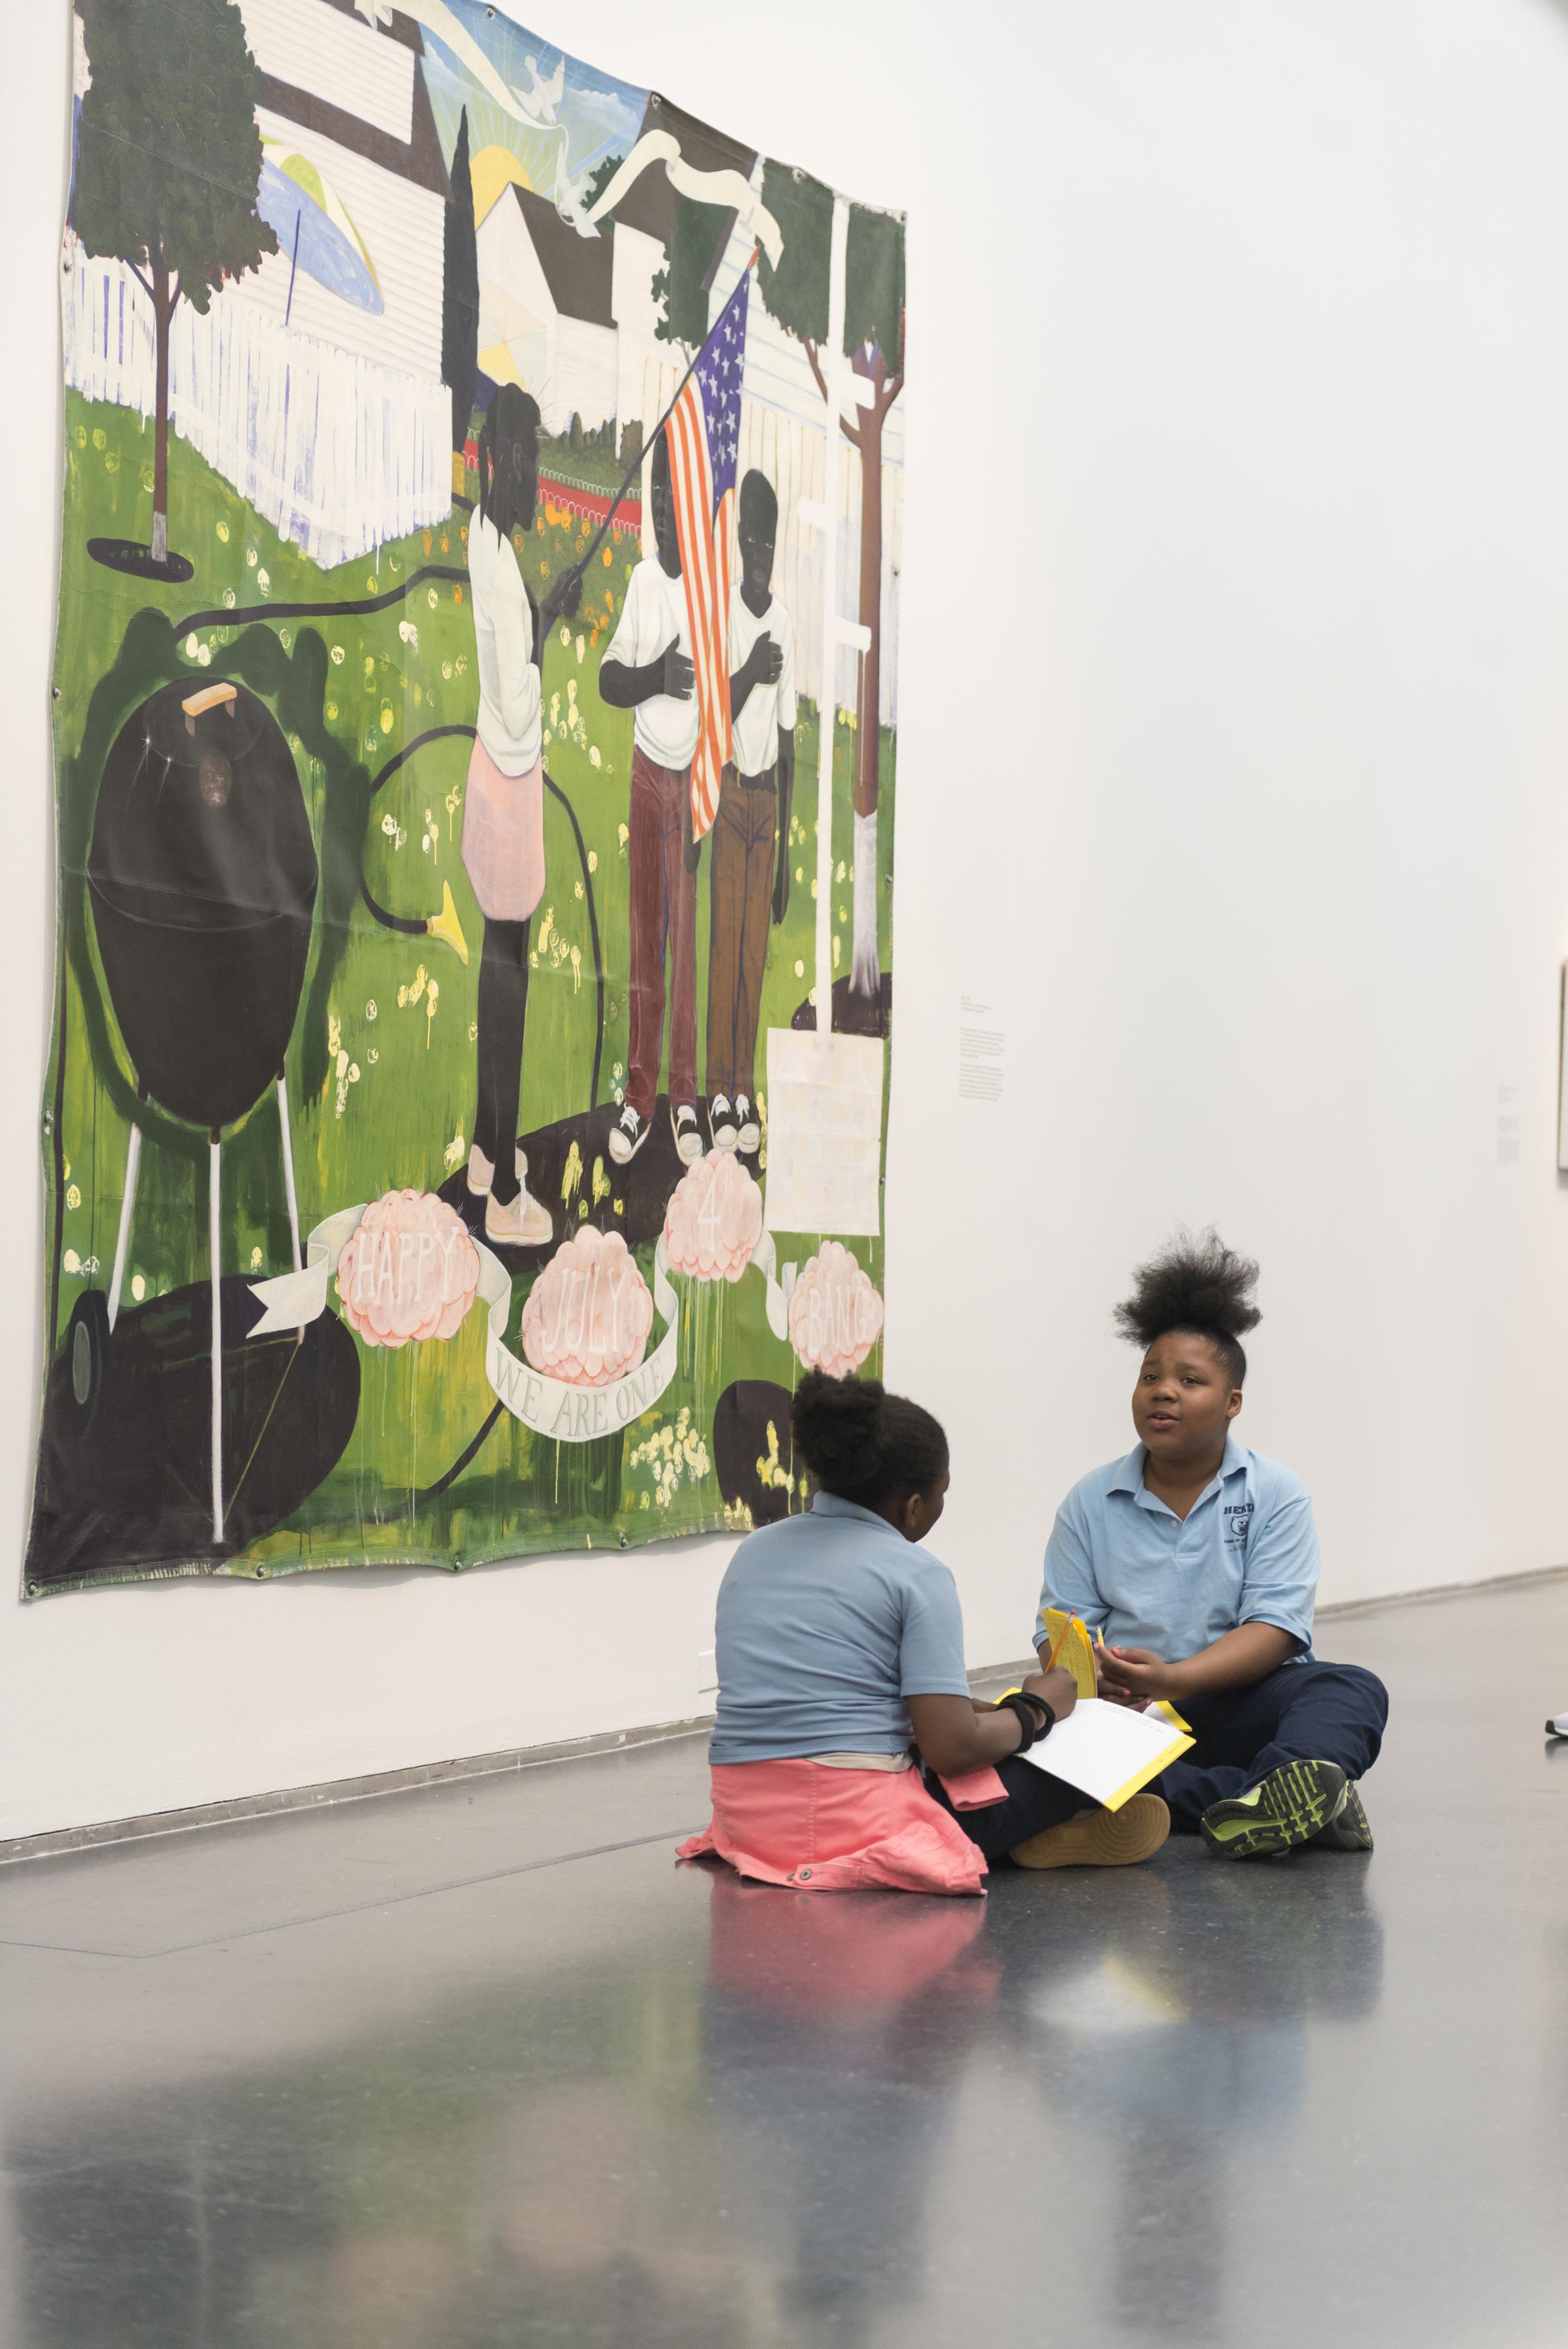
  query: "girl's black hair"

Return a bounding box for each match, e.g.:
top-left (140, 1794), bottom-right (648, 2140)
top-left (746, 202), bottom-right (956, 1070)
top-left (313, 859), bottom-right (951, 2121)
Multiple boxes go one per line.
top-left (790, 1370), bottom-right (948, 1509)
top-left (478, 382), bottom-right (541, 541)
top-left (1113, 1227), bottom-right (1261, 1387)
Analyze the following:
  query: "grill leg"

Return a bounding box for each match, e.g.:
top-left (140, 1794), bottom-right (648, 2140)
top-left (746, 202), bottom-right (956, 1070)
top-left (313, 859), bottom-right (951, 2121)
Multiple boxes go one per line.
top-left (277, 1072), bottom-right (302, 1276)
top-left (106, 1120), bottom-right (142, 1332)
top-left (209, 1135), bottom-right (224, 1546)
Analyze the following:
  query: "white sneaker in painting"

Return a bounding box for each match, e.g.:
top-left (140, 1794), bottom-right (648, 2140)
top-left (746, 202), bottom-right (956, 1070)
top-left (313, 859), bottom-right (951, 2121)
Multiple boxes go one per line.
top-left (671, 1102), bottom-right (703, 1165)
top-left (484, 1188), bottom-right (553, 1248)
top-left (1547, 1712), bottom-right (1568, 1738)
top-left (467, 1144), bottom-right (529, 1197)
top-left (708, 1094), bottom-right (738, 1150)
top-left (734, 1094), bottom-right (760, 1154)
top-left (607, 1105), bottom-right (648, 1166)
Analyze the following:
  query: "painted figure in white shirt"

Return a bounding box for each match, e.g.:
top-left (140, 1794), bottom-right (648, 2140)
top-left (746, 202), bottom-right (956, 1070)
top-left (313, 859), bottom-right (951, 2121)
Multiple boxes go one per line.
top-left (459, 384), bottom-right (581, 1249)
top-left (705, 470), bottom-right (795, 1156)
top-left (599, 430), bottom-right (702, 1168)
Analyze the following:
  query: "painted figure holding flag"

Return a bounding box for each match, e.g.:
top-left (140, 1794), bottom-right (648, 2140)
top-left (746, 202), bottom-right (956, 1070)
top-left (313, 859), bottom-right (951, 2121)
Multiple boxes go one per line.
top-left (600, 264), bottom-right (753, 1168)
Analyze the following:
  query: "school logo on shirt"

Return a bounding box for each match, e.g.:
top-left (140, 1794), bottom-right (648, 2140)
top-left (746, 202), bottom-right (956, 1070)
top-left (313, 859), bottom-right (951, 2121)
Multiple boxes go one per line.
top-left (1222, 1500), bottom-right (1254, 1548)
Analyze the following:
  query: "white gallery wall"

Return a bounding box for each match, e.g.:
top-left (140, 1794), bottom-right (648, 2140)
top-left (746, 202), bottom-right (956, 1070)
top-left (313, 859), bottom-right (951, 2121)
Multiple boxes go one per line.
top-left (3, 0), bottom-right (1568, 1841)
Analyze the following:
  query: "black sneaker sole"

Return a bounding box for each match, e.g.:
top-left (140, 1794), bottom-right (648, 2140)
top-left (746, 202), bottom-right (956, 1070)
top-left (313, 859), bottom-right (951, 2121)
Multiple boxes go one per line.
top-left (1308, 1781), bottom-right (1373, 1852)
top-left (1200, 1759), bottom-right (1348, 1861)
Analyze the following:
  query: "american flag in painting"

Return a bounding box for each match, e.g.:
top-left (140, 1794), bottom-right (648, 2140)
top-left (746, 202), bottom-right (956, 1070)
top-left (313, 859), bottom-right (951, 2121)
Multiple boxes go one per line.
top-left (666, 261), bottom-right (753, 841)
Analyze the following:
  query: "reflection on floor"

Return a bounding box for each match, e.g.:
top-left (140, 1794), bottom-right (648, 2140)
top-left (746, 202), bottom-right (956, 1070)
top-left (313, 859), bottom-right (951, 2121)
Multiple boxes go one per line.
top-left (1, 1574), bottom-right (1566, 2348)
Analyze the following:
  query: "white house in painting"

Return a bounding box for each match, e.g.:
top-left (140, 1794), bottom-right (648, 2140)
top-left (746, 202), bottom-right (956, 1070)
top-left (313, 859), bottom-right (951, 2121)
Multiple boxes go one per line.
top-left (474, 183), bottom-right (617, 437)
top-left (64, 0), bottom-right (453, 566)
top-left (234, 0), bottom-right (448, 384)
top-left (609, 216), bottom-right (678, 459)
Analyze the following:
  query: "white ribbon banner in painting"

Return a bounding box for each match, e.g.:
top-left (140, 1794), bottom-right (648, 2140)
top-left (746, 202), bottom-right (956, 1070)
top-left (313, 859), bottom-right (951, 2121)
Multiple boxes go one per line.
top-left (751, 1230), bottom-right (796, 1342)
top-left (249, 1207), bottom-right (796, 1445)
top-left (249, 1208), bottom-right (684, 1445)
top-left (481, 1238), bottom-right (681, 1443)
top-left (248, 1205), bottom-right (367, 1334)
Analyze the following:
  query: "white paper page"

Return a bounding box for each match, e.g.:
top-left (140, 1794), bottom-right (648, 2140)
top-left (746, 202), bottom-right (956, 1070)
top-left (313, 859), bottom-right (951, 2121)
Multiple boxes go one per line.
top-left (764, 1029), bottom-right (884, 1236)
top-left (1018, 1697), bottom-right (1192, 1810)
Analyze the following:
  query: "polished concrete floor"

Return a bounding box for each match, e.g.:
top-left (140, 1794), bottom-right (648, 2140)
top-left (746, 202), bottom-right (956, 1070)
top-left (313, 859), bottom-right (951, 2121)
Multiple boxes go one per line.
top-left (1, 1578), bottom-right (1567, 2348)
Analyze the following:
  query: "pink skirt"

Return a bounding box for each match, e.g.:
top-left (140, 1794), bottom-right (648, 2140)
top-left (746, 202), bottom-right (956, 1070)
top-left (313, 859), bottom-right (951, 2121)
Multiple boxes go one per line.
top-left (460, 737), bottom-right (545, 921)
top-left (677, 1759), bottom-right (991, 1896)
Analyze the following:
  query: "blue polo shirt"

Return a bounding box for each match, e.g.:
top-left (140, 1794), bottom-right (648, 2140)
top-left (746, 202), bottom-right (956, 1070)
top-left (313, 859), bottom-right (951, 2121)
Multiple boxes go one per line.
top-left (709, 1492), bottom-right (972, 1763)
top-left (1037, 1437), bottom-right (1317, 1665)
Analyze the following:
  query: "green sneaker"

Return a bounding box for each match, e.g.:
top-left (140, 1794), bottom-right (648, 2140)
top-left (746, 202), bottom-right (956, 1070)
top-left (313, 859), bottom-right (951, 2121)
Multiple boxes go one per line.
top-left (1308, 1781), bottom-right (1373, 1852)
top-left (1200, 1760), bottom-right (1347, 1860)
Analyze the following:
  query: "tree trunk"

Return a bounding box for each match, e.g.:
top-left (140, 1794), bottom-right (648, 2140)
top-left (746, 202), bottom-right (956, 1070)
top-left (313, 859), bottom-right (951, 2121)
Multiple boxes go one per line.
top-left (151, 245), bottom-right (172, 565)
top-left (849, 356), bottom-right (887, 1001)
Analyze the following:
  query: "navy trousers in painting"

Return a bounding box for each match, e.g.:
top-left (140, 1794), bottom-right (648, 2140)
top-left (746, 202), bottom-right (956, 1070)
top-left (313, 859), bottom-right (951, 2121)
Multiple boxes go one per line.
top-left (1155, 1661), bottom-right (1389, 1832)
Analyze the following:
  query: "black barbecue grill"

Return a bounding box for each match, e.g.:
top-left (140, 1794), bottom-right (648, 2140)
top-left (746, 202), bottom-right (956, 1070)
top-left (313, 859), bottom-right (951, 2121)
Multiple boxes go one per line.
top-left (88, 678), bottom-right (317, 1128)
top-left (82, 678), bottom-right (320, 1546)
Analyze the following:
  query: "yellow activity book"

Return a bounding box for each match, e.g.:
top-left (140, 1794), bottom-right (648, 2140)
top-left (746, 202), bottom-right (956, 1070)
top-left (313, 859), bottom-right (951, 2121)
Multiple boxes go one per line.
top-left (1019, 1698), bottom-right (1194, 1812)
top-left (1040, 1608), bottom-right (1101, 1700)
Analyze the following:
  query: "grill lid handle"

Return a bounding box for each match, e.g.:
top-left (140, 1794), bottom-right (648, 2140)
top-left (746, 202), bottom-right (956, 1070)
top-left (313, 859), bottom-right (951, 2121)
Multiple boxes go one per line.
top-left (182, 681), bottom-right (238, 733)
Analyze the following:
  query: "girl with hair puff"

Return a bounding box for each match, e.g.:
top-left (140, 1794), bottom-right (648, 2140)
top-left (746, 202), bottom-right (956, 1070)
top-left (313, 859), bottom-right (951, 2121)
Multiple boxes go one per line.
top-left (1038, 1229), bottom-right (1389, 1858)
top-left (679, 1371), bottom-right (1171, 1895)
top-left (459, 383), bottom-right (580, 1249)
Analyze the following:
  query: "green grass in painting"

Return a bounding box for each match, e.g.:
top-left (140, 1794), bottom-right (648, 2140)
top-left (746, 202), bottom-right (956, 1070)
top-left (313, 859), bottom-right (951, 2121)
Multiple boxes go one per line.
top-left (48, 397), bottom-right (895, 1578)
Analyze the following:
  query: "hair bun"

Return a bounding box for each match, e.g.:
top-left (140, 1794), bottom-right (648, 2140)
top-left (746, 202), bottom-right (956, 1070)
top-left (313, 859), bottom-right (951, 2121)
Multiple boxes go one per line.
top-left (1113, 1226), bottom-right (1260, 1354)
top-left (787, 1372), bottom-right (949, 1511)
top-left (791, 1370), bottom-right (884, 1480)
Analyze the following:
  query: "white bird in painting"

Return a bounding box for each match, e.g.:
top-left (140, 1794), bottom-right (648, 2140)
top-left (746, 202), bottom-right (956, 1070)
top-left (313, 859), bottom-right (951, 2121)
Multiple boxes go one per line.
top-left (352, 1), bottom-right (595, 228)
top-left (521, 53), bottom-right (566, 126)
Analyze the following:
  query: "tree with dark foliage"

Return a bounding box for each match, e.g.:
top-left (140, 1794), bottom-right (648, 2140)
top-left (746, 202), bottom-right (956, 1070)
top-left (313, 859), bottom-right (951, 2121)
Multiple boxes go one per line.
top-left (72, 0), bottom-right (277, 568)
top-left (442, 105), bottom-right (480, 467)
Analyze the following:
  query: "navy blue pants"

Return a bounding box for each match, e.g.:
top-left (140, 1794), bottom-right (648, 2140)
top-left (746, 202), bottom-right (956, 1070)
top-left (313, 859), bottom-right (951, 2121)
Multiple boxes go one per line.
top-left (926, 1756), bottom-right (1096, 1862)
top-left (1155, 1660), bottom-right (1389, 1833)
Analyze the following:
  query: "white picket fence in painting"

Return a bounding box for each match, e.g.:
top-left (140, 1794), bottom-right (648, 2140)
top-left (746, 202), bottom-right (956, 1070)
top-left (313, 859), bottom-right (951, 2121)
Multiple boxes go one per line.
top-left (739, 397), bottom-right (903, 731)
top-left (63, 251), bottom-right (451, 570)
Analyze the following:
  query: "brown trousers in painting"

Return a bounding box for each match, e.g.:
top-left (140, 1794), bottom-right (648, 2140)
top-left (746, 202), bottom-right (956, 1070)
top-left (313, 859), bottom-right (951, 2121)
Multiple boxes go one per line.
top-left (627, 745), bottom-right (697, 1122)
top-left (705, 763), bottom-right (776, 1104)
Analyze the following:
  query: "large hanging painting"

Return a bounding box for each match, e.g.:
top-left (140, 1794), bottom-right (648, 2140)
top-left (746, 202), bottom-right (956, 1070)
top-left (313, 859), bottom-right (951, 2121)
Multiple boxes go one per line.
top-left (29, 0), bottom-right (902, 1595)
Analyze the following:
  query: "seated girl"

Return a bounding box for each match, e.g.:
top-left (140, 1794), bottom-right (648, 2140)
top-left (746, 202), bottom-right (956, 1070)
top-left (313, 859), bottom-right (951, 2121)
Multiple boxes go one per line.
top-left (679, 1370), bottom-right (1171, 1895)
top-left (1038, 1229), bottom-right (1389, 1859)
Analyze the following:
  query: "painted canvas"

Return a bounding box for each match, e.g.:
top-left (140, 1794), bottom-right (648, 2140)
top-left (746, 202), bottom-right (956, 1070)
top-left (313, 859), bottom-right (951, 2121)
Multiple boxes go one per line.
top-left (29, 0), bottom-right (903, 1595)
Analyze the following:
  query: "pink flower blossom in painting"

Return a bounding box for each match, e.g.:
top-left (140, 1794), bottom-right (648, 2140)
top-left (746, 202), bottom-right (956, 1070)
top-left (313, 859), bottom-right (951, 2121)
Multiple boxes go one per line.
top-left (520, 1227), bottom-right (653, 1386)
top-left (788, 1242), bottom-right (885, 1378)
top-left (662, 1148), bottom-right (763, 1283)
top-left (336, 1190), bottom-right (480, 1347)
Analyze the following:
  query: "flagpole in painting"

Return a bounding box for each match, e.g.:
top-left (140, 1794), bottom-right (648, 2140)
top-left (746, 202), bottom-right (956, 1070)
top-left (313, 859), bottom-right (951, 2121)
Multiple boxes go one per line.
top-left (540, 257), bottom-right (762, 726)
top-left (799, 195), bottom-right (874, 1028)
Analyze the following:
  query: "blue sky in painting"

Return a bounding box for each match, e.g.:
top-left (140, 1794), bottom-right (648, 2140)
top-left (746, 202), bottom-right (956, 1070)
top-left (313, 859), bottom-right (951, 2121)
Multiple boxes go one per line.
top-left (420, 1), bottom-right (647, 183)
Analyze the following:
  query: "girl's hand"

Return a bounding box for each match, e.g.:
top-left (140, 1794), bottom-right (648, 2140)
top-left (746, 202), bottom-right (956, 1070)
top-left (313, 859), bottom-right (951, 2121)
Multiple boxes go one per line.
top-left (1021, 1667), bottom-right (1077, 1723)
top-left (1092, 1645), bottom-right (1140, 1705)
top-left (1098, 1646), bottom-right (1184, 1705)
top-left (544, 566), bottom-right (583, 627)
